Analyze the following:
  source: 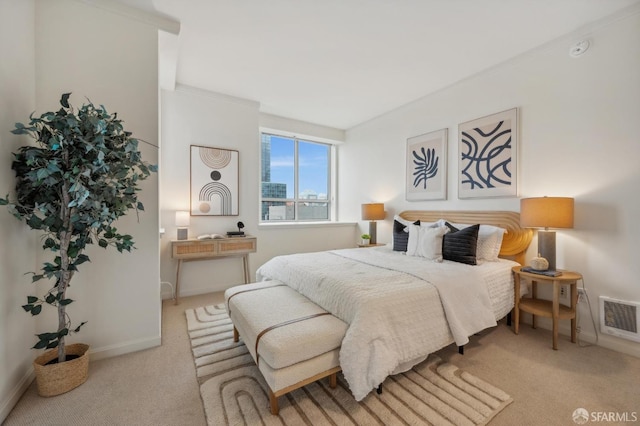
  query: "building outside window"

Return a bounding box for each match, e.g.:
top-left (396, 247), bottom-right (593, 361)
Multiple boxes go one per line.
top-left (260, 132), bottom-right (331, 222)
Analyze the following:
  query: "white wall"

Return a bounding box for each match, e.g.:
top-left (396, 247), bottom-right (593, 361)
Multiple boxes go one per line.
top-left (340, 11), bottom-right (640, 356)
top-left (160, 86), bottom-right (355, 298)
top-left (0, 1), bottom-right (37, 421)
top-left (33, 0), bottom-right (160, 359)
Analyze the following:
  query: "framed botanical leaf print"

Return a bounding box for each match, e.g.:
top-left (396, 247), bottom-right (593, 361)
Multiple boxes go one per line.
top-left (406, 129), bottom-right (447, 201)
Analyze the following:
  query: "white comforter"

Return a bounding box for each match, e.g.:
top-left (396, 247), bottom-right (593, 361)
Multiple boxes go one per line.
top-left (256, 247), bottom-right (514, 401)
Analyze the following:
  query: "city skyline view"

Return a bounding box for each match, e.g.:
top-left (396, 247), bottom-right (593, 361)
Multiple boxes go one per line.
top-left (263, 134), bottom-right (329, 199)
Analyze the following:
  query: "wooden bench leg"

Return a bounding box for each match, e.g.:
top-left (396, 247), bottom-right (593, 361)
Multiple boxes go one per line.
top-left (233, 326), bottom-right (239, 342)
top-left (269, 390), bottom-right (279, 415)
top-left (329, 372), bottom-right (337, 388)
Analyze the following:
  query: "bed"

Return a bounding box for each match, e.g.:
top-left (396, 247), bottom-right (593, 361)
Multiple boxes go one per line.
top-left (255, 210), bottom-right (532, 401)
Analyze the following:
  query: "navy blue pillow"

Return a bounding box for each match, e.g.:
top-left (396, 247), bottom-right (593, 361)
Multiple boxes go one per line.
top-left (393, 219), bottom-right (420, 252)
top-left (442, 223), bottom-right (479, 265)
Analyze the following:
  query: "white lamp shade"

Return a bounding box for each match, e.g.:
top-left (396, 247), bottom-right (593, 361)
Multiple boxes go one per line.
top-left (175, 211), bottom-right (190, 227)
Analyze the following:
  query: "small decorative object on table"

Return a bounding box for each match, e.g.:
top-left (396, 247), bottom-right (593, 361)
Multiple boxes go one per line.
top-left (530, 254), bottom-right (549, 271)
top-left (227, 221), bottom-right (245, 237)
top-left (360, 234), bottom-right (371, 246)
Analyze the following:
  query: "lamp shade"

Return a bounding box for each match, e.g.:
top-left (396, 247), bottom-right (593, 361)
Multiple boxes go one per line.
top-left (175, 211), bottom-right (190, 227)
top-left (361, 203), bottom-right (385, 221)
top-left (520, 197), bottom-right (574, 229)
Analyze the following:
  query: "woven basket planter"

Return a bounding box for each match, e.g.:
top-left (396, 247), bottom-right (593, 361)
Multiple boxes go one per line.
top-left (33, 343), bottom-right (90, 397)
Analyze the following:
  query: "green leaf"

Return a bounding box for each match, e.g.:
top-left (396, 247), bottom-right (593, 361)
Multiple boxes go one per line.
top-left (59, 299), bottom-right (73, 306)
top-left (98, 239), bottom-right (108, 248)
top-left (45, 294), bottom-right (56, 304)
top-left (22, 304), bottom-right (32, 312)
top-left (60, 93), bottom-right (71, 108)
top-left (27, 215), bottom-right (43, 229)
top-left (31, 305), bottom-right (42, 315)
top-left (73, 321), bottom-right (87, 333)
top-left (37, 332), bottom-right (58, 340)
top-left (33, 340), bottom-right (49, 350)
top-left (27, 296), bottom-right (38, 304)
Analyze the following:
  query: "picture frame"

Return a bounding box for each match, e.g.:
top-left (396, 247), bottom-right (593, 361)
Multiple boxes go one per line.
top-left (458, 108), bottom-right (518, 199)
top-left (406, 128), bottom-right (448, 201)
top-left (190, 145), bottom-right (239, 216)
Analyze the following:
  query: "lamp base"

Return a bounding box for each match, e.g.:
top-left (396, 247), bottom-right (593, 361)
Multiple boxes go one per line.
top-left (538, 230), bottom-right (556, 271)
top-left (369, 221), bottom-right (377, 245)
top-left (177, 228), bottom-right (188, 240)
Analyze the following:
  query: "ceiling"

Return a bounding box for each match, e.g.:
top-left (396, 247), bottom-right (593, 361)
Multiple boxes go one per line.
top-left (110, 0), bottom-right (639, 130)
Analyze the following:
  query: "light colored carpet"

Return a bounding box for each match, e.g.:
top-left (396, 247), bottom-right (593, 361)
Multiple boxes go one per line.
top-left (186, 304), bottom-right (513, 426)
top-left (4, 292), bottom-right (639, 425)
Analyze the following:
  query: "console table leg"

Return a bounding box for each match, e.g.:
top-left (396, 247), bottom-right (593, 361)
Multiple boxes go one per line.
top-left (243, 254), bottom-right (250, 284)
top-left (175, 259), bottom-right (182, 305)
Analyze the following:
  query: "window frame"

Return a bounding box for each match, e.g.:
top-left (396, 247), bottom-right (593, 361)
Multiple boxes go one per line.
top-left (260, 131), bottom-right (335, 223)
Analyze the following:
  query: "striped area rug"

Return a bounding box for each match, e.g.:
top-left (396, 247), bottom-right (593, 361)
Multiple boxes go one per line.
top-left (186, 304), bottom-right (512, 426)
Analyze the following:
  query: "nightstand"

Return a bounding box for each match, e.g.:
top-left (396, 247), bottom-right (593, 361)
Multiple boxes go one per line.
top-left (512, 266), bottom-right (582, 350)
top-left (357, 243), bottom-right (385, 248)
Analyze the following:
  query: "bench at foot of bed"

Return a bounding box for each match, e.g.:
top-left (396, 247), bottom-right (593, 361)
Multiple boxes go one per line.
top-left (225, 281), bottom-right (348, 415)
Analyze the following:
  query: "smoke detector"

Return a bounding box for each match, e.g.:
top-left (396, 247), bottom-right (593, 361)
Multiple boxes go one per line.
top-left (569, 40), bottom-right (590, 58)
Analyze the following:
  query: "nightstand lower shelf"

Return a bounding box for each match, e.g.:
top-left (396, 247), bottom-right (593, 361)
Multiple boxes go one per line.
top-left (518, 299), bottom-right (575, 320)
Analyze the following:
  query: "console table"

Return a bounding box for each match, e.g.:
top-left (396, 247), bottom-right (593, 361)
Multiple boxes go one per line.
top-left (171, 236), bottom-right (257, 304)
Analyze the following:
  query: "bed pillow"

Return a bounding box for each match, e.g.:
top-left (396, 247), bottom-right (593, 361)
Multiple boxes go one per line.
top-left (476, 225), bottom-right (506, 261)
top-left (392, 218), bottom-right (419, 252)
top-left (442, 223), bottom-right (479, 265)
top-left (437, 220), bottom-right (506, 262)
top-left (393, 215), bottom-right (441, 252)
top-left (406, 223), bottom-right (447, 261)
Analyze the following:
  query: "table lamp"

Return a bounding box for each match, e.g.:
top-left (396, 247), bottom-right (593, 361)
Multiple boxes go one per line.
top-left (361, 203), bottom-right (385, 244)
top-left (520, 197), bottom-right (574, 271)
top-left (175, 211), bottom-right (190, 240)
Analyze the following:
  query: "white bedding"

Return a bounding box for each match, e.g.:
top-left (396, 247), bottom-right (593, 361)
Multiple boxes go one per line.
top-left (256, 246), bottom-right (518, 401)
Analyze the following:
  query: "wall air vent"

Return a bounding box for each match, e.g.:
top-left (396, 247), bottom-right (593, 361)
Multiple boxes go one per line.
top-left (599, 296), bottom-right (640, 342)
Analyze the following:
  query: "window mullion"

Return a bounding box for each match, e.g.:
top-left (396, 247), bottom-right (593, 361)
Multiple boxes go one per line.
top-left (294, 137), bottom-right (299, 221)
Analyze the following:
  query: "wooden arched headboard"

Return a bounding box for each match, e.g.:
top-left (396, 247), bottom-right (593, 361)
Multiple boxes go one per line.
top-left (399, 210), bottom-right (532, 265)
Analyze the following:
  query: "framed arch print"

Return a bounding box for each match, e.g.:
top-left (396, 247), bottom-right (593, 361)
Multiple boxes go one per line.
top-left (190, 145), bottom-right (239, 216)
top-left (458, 108), bottom-right (518, 199)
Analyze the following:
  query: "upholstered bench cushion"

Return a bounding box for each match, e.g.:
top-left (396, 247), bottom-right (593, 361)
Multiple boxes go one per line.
top-left (225, 281), bottom-right (347, 370)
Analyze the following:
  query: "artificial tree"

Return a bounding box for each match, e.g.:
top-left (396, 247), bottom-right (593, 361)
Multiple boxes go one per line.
top-left (0, 93), bottom-right (157, 364)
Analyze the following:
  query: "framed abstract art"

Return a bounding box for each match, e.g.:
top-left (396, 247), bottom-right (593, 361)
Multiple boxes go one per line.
top-left (406, 128), bottom-right (447, 201)
top-left (458, 108), bottom-right (518, 199)
top-left (190, 145), bottom-right (239, 216)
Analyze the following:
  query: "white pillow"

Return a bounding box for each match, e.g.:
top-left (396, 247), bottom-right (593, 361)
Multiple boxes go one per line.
top-left (406, 223), bottom-right (448, 261)
top-left (436, 220), bottom-right (506, 261)
top-left (477, 225), bottom-right (506, 261)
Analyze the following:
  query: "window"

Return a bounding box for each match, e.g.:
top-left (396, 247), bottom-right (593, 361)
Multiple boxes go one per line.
top-left (260, 132), bottom-right (332, 222)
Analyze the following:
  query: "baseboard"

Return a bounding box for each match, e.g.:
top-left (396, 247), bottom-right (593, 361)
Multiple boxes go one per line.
top-left (0, 367), bottom-right (35, 424)
top-left (166, 285), bottom-right (228, 300)
top-left (88, 335), bottom-right (161, 361)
